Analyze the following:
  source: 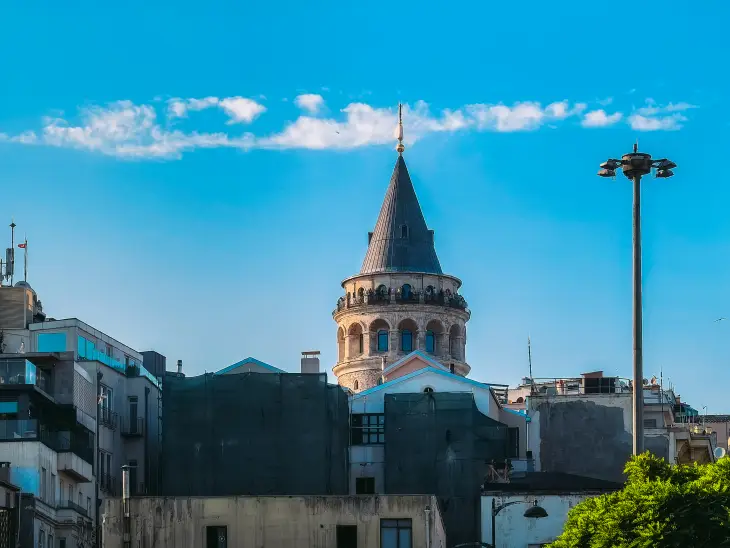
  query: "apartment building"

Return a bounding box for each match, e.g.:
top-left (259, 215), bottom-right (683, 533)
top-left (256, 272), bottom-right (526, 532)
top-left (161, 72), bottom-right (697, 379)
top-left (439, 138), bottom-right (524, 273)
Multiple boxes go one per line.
top-left (0, 281), bottom-right (165, 546)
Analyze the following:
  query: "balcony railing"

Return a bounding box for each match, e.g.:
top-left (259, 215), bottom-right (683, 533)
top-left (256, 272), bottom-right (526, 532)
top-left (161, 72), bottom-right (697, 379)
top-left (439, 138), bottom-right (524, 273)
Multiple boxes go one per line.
top-left (100, 474), bottom-right (120, 496)
top-left (121, 417), bottom-right (144, 437)
top-left (98, 407), bottom-right (118, 430)
top-left (335, 289), bottom-right (468, 313)
top-left (0, 419), bottom-right (37, 440)
top-left (60, 499), bottom-right (88, 518)
top-left (38, 428), bottom-right (95, 465)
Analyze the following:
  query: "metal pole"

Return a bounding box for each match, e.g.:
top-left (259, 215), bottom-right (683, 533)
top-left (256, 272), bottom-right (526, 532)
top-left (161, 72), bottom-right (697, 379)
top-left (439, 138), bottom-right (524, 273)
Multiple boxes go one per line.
top-left (491, 498), bottom-right (496, 548)
top-left (632, 174), bottom-right (644, 455)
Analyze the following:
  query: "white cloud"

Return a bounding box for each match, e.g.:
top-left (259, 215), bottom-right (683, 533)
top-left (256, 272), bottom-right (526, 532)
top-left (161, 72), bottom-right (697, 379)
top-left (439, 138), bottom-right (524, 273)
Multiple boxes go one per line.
top-left (628, 113), bottom-right (687, 131)
top-left (628, 100), bottom-right (696, 131)
top-left (581, 109), bottom-right (623, 128)
top-left (218, 97), bottom-right (266, 124)
top-left (0, 95), bottom-right (697, 160)
top-left (167, 96), bottom-right (265, 125)
top-left (294, 94), bottom-right (325, 114)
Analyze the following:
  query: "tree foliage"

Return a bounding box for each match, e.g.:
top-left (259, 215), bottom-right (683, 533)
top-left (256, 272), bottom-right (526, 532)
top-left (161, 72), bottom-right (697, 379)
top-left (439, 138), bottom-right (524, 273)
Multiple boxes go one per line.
top-left (548, 453), bottom-right (730, 548)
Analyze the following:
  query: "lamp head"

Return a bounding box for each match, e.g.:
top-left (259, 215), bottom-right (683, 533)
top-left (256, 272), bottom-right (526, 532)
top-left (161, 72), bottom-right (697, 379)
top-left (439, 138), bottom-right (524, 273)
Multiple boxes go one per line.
top-left (523, 501), bottom-right (548, 519)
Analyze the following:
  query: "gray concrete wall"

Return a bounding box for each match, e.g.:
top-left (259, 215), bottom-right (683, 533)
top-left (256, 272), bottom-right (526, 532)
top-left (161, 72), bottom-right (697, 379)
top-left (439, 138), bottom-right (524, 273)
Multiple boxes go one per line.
top-left (102, 495), bottom-right (446, 548)
top-left (528, 394), bottom-right (671, 482)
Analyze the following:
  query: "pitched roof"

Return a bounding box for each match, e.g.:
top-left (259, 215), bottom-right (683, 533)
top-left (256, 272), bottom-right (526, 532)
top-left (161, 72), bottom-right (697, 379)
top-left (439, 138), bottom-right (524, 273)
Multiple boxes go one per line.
top-left (360, 155), bottom-right (443, 275)
top-left (215, 357), bottom-right (285, 375)
top-left (382, 350), bottom-right (448, 376)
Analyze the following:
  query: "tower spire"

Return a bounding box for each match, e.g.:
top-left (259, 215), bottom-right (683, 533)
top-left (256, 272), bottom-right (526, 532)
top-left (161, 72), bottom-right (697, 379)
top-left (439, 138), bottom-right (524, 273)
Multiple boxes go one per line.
top-left (396, 103), bottom-right (405, 155)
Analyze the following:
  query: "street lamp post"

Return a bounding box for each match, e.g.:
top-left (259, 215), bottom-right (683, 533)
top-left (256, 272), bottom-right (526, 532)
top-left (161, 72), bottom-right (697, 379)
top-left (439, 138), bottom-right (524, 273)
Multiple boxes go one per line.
top-left (598, 145), bottom-right (677, 456)
top-left (490, 498), bottom-right (548, 548)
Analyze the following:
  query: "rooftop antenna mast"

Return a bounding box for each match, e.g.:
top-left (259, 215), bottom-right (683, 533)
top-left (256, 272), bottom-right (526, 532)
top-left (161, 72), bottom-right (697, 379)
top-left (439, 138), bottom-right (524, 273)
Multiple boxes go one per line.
top-left (7, 220), bottom-right (16, 286)
top-left (528, 335), bottom-right (535, 395)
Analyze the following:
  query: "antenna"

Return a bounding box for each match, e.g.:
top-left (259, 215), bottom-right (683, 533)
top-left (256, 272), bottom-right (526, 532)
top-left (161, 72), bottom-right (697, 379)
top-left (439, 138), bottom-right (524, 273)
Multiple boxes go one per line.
top-left (528, 335), bottom-right (535, 395)
top-left (5, 220), bottom-right (15, 286)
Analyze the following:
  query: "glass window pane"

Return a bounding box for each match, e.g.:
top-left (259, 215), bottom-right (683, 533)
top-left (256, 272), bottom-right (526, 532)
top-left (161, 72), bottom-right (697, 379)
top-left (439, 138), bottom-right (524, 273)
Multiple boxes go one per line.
top-left (399, 529), bottom-right (412, 548)
top-left (37, 333), bottom-right (67, 353)
top-left (381, 528), bottom-right (398, 548)
top-left (425, 331), bottom-right (434, 353)
top-left (402, 330), bottom-right (412, 353)
top-left (378, 331), bottom-right (388, 352)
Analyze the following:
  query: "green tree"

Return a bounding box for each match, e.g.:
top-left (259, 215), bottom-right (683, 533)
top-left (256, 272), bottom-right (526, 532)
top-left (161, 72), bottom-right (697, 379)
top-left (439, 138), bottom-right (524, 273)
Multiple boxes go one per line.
top-left (548, 453), bottom-right (730, 548)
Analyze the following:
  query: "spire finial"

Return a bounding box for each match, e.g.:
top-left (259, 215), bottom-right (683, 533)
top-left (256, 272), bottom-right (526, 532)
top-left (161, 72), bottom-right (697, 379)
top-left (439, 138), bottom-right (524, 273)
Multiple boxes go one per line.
top-left (396, 103), bottom-right (405, 155)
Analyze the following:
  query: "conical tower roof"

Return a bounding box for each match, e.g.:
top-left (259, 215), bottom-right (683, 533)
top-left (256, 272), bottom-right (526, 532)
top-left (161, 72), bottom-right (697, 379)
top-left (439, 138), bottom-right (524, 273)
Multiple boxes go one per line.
top-left (360, 155), bottom-right (443, 275)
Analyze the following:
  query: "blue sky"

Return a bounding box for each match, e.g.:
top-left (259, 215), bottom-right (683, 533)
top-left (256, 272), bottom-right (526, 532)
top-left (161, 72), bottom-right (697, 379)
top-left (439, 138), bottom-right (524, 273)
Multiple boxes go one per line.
top-left (1, 0), bottom-right (729, 411)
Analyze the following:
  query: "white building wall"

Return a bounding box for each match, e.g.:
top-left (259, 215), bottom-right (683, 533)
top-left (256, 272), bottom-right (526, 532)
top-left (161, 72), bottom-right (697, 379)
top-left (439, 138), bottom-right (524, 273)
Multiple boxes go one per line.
top-left (481, 493), bottom-right (601, 548)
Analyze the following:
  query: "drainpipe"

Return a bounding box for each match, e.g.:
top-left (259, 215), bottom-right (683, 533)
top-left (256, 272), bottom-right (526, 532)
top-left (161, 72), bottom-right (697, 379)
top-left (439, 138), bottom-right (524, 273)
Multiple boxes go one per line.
top-left (424, 505), bottom-right (431, 548)
top-left (96, 370), bottom-right (103, 547)
top-left (122, 465), bottom-right (131, 548)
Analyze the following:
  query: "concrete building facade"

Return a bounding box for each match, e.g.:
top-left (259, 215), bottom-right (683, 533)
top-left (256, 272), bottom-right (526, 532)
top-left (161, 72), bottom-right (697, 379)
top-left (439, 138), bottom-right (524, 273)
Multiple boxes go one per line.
top-left (332, 126), bottom-right (471, 393)
top-left (101, 495), bottom-right (446, 548)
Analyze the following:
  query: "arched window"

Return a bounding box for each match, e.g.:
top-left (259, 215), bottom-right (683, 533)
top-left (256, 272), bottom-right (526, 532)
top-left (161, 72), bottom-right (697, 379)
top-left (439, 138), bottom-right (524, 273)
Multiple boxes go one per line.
top-left (376, 285), bottom-right (388, 296)
top-left (354, 380), bottom-right (359, 390)
top-left (425, 330), bottom-right (435, 353)
top-left (377, 378), bottom-right (383, 385)
top-left (377, 330), bottom-right (389, 352)
top-left (401, 284), bottom-right (412, 300)
top-left (424, 387), bottom-right (434, 394)
top-left (358, 333), bottom-right (364, 354)
top-left (401, 329), bottom-right (413, 353)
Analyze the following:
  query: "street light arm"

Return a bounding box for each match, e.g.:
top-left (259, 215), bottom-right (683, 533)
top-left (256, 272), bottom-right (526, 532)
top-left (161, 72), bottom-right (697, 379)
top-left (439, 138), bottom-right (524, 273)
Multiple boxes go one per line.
top-left (493, 500), bottom-right (526, 516)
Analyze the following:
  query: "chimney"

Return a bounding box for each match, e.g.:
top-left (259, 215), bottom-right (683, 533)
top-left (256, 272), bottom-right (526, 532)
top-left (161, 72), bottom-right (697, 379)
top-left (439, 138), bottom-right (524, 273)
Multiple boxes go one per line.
top-left (301, 351), bottom-right (321, 374)
top-left (0, 462), bottom-right (10, 486)
top-left (177, 360), bottom-right (183, 375)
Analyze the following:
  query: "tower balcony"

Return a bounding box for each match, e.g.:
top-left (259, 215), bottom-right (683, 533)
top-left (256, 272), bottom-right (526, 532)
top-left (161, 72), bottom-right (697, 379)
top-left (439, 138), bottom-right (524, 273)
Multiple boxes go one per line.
top-left (334, 288), bottom-right (469, 316)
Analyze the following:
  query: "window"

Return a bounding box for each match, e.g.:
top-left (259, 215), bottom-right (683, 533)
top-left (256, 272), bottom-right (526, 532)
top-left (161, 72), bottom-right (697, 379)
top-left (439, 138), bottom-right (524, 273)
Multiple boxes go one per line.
top-left (377, 330), bottom-right (389, 352)
top-left (449, 363), bottom-right (455, 374)
top-left (401, 330), bottom-right (413, 353)
top-left (377, 378), bottom-right (383, 385)
top-left (38, 530), bottom-right (44, 548)
top-left (87, 496), bottom-right (91, 514)
top-left (358, 333), bottom-right (364, 354)
top-left (100, 384), bottom-right (113, 411)
top-left (425, 331), bottom-right (435, 353)
top-left (400, 224), bottom-right (408, 238)
top-left (380, 519), bottom-right (412, 548)
top-left (351, 414), bottom-right (384, 445)
top-left (206, 526), bottom-right (228, 548)
top-left (355, 477), bottom-right (375, 494)
top-left (51, 473), bottom-right (56, 505)
top-left (336, 525), bottom-right (358, 548)
top-left (37, 332), bottom-right (67, 352)
top-left (423, 387), bottom-right (434, 394)
top-left (41, 468), bottom-right (46, 502)
top-left (60, 539), bottom-right (66, 548)
top-left (60, 480), bottom-right (64, 503)
top-left (644, 418), bottom-right (658, 428)
top-left (401, 284), bottom-right (411, 299)
top-left (353, 380), bottom-right (359, 391)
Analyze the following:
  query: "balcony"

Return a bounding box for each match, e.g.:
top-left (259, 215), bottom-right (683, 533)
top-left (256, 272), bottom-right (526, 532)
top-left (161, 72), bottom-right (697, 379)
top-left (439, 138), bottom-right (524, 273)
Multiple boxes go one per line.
top-left (120, 417), bottom-right (144, 438)
top-left (98, 407), bottom-right (118, 430)
top-left (59, 499), bottom-right (89, 518)
top-left (57, 452), bottom-right (93, 483)
top-left (0, 419), bottom-right (37, 440)
top-left (335, 289), bottom-right (468, 313)
top-left (100, 474), bottom-right (119, 496)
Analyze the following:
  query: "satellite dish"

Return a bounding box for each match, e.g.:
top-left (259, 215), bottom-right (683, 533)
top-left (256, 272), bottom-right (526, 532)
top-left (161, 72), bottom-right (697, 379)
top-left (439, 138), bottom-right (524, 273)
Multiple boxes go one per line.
top-left (714, 447), bottom-right (726, 459)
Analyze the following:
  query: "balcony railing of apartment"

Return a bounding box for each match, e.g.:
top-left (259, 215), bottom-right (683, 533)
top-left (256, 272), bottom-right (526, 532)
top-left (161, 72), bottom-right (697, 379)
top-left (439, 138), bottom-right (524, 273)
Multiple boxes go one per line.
top-left (0, 419), bottom-right (37, 440)
top-left (120, 417), bottom-right (144, 437)
top-left (38, 428), bottom-right (95, 465)
top-left (527, 377), bottom-right (633, 396)
top-left (59, 499), bottom-right (88, 518)
top-left (100, 474), bottom-right (119, 496)
top-left (98, 407), bottom-right (118, 430)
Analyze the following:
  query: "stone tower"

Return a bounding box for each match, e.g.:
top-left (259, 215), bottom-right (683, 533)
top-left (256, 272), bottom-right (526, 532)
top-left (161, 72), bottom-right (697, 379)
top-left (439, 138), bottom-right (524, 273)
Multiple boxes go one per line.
top-left (332, 106), bottom-right (471, 392)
